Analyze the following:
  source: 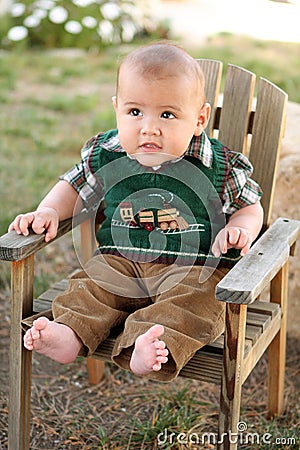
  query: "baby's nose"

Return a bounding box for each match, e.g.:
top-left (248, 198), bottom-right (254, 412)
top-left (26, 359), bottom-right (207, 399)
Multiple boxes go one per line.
top-left (140, 119), bottom-right (161, 135)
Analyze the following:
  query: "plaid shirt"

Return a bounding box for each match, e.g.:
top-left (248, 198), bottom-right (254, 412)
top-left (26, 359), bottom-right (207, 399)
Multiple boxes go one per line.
top-left (61, 130), bottom-right (262, 215)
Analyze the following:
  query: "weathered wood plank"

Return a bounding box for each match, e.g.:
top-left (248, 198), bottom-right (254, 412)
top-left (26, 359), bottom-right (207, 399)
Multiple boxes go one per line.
top-left (80, 217), bottom-right (105, 385)
top-left (197, 59), bottom-right (222, 137)
top-left (33, 298), bottom-right (53, 311)
top-left (9, 256), bottom-right (34, 450)
top-left (242, 308), bottom-right (281, 384)
top-left (206, 335), bottom-right (224, 351)
top-left (247, 301), bottom-right (280, 318)
top-left (218, 64), bottom-right (255, 154)
top-left (37, 288), bottom-right (64, 302)
top-left (218, 303), bottom-right (247, 450)
top-left (0, 209), bottom-right (94, 262)
top-left (52, 279), bottom-right (69, 290)
top-left (246, 312), bottom-right (271, 331)
top-left (216, 218), bottom-right (300, 304)
top-left (268, 262), bottom-right (289, 417)
top-left (249, 78), bottom-right (288, 228)
top-left (211, 107), bottom-right (255, 136)
top-left (244, 339), bottom-right (254, 357)
top-left (245, 325), bottom-right (262, 345)
top-left (180, 361), bottom-right (223, 384)
top-left (80, 218), bottom-right (98, 265)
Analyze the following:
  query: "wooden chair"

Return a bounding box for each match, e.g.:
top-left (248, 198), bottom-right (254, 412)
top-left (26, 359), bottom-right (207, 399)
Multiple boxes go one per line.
top-left (1, 59), bottom-right (299, 450)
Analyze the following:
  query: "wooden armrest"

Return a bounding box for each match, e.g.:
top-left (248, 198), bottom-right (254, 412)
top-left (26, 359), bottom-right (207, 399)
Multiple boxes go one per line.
top-left (0, 209), bottom-right (93, 262)
top-left (216, 217), bottom-right (300, 305)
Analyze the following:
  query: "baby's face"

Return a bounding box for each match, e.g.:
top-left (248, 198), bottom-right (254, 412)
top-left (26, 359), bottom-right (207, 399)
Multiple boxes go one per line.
top-left (113, 67), bottom-right (210, 167)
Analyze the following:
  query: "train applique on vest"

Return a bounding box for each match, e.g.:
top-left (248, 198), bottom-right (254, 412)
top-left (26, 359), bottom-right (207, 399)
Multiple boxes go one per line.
top-left (118, 201), bottom-right (189, 232)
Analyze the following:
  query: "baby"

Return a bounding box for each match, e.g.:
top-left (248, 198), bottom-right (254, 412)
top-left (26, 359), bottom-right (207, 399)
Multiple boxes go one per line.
top-left (10, 42), bottom-right (263, 381)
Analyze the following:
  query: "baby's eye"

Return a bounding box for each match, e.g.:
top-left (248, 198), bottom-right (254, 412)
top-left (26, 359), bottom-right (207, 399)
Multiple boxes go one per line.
top-left (161, 111), bottom-right (175, 119)
top-left (129, 108), bottom-right (142, 116)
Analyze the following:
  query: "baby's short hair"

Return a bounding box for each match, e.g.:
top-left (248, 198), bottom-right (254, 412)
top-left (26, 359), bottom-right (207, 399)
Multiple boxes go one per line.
top-left (117, 42), bottom-right (205, 100)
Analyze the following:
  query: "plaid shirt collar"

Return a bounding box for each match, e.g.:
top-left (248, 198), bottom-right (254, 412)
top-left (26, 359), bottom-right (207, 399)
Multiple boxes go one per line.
top-left (186, 132), bottom-right (213, 168)
top-left (103, 131), bottom-right (213, 169)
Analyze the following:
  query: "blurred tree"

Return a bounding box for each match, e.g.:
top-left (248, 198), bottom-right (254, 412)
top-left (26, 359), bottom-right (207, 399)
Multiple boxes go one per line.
top-left (0, 0), bottom-right (163, 49)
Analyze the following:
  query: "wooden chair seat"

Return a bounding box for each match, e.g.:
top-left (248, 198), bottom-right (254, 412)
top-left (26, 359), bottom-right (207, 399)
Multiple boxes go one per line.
top-left (33, 280), bottom-right (281, 384)
top-left (1, 58), bottom-right (299, 450)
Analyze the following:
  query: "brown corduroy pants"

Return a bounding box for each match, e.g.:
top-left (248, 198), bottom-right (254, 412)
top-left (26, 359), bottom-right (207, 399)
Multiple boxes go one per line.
top-left (47, 254), bottom-right (228, 381)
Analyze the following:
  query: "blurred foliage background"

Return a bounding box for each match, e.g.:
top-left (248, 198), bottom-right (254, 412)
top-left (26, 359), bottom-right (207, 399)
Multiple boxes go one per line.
top-left (0, 0), bottom-right (161, 49)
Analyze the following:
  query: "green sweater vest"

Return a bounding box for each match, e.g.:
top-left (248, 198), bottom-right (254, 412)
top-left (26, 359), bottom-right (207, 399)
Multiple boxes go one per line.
top-left (88, 129), bottom-right (241, 267)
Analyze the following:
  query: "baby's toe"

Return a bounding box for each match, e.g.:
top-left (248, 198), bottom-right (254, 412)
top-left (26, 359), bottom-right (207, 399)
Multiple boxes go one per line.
top-left (152, 362), bottom-right (162, 371)
top-left (157, 346), bottom-right (168, 356)
top-left (30, 327), bottom-right (41, 340)
top-left (24, 331), bottom-right (33, 349)
top-left (33, 316), bottom-right (49, 330)
top-left (157, 355), bottom-right (168, 363)
top-left (154, 340), bottom-right (166, 350)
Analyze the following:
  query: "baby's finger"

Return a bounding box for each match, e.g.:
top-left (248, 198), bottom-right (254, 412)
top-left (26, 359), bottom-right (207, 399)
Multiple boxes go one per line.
top-left (211, 240), bottom-right (221, 257)
top-left (31, 219), bottom-right (46, 235)
top-left (45, 219), bottom-right (59, 242)
top-left (227, 228), bottom-right (241, 246)
top-left (8, 214), bottom-right (28, 234)
top-left (220, 230), bottom-right (228, 254)
top-left (18, 213), bottom-right (35, 236)
top-left (8, 216), bottom-right (20, 233)
top-left (240, 239), bottom-right (252, 256)
top-left (212, 231), bottom-right (227, 257)
top-left (237, 231), bottom-right (250, 250)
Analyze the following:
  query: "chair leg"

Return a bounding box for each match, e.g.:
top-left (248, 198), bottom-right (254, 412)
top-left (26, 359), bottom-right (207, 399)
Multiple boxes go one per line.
top-left (80, 219), bottom-right (106, 385)
top-left (9, 257), bottom-right (34, 450)
top-left (86, 358), bottom-right (105, 385)
top-left (218, 303), bottom-right (247, 450)
top-left (268, 261), bottom-right (288, 418)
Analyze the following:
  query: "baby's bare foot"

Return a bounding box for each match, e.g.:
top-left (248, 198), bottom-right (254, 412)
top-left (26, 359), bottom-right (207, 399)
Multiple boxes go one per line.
top-left (24, 316), bottom-right (82, 364)
top-left (130, 324), bottom-right (168, 376)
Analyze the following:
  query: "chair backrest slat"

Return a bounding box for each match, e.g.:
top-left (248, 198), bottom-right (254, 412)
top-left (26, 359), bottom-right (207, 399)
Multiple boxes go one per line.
top-left (218, 64), bottom-right (256, 153)
top-left (248, 78), bottom-right (288, 227)
top-left (197, 59), bottom-right (222, 136)
top-left (196, 60), bottom-right (287, 230)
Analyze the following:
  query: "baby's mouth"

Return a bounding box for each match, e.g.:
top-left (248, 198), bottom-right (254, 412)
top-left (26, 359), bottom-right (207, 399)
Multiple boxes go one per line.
top-left (139, 142), bottom-right (162, 152)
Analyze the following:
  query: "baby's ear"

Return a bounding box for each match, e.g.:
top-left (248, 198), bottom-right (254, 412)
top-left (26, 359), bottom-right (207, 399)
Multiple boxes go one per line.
top-left (112, 95), bottom-right (117, 110)
top-left (194, 102), bottom-right (211, 136)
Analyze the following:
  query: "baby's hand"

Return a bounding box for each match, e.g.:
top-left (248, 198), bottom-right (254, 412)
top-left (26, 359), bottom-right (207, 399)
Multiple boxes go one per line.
top-left (8, 207), bottom-right (59, 242)
top-left (212, 226), bottom-right (253, 258)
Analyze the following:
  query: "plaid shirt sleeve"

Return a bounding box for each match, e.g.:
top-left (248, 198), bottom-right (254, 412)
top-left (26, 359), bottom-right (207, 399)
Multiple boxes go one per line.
top-left (60, 136), bottom-right (105, 210)
top-left (222, 150), bottom-right (263, 215)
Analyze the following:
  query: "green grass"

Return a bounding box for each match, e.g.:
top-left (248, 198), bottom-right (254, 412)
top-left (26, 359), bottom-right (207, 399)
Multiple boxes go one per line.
top-left (117, 385), bottom-right (206, 448)
top-left (0, 48), bottom-right (120, 235)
